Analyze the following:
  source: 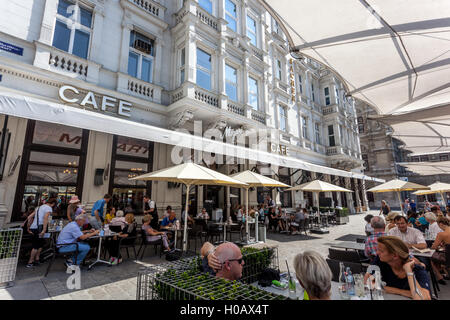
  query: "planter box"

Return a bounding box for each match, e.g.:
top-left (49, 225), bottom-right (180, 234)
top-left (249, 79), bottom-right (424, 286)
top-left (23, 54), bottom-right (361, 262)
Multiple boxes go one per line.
top-left (336, 216), bottom-right (349, 225)
top-left (0, 229), bottom-right (23, 287)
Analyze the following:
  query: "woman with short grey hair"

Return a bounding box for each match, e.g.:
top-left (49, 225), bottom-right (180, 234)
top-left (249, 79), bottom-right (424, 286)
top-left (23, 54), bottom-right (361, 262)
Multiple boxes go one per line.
top-left (294, 251), bottom-right (332, 300)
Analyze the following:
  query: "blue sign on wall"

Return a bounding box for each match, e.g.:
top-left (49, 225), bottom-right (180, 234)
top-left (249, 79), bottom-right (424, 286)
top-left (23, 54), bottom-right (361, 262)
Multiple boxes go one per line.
top-left (0, 41), bottom-right (23, 56)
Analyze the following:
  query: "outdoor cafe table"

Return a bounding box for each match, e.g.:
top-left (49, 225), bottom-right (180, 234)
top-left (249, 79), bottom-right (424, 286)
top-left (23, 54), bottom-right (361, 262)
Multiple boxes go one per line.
top-left (211, 221), bottom-right (239, 243)
top-left (86, 231), bottom-right (118, 270)
top-left (326, 241), bottom-right (365, 251)
top-left (251, 280), bottom-right (408, 300)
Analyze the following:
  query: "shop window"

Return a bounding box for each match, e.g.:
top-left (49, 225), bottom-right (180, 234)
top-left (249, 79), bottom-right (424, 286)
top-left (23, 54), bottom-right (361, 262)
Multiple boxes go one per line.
top-left (109, 135), bottom-right (153, 215)
top-left (12, 120), bottom-right (89, 221)
top-left (52, 0), bottom-right (93, 59)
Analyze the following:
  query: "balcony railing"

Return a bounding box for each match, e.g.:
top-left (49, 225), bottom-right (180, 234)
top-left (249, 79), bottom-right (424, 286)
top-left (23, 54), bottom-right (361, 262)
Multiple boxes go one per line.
top-left (251, 109), bottom-right (266, 125)
top-left (48, 49), bottom-right (89, 80)
top-left (197, 7), bottom-right (218, 31)
top-left (327, 146), bottom-right (338, 156)
top-left (117, 73), bottom-right (162, 103)
top-left (323, 106), bottom-right (337, 115)
top-left (227, 101), bottom-right (245, 116)
top-left (128, 0), bottom-right (165, 19)
top-left (194, 87), bottom-right (219, 108)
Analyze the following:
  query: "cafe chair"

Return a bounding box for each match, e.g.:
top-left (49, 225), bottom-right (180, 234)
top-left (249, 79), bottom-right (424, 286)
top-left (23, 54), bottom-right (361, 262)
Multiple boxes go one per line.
top-left (137, 229), bottom-right (163, 260)
top-left (117, 235), bottom-right (138, 261)
top-left (326, 258), bottom-right (364, 282)
top-left (44, 238), bottom-right (79, 277)
top-left (109, 225), bottom-right (123, 233)
top-left (328, 248), bottom-right (362, 263)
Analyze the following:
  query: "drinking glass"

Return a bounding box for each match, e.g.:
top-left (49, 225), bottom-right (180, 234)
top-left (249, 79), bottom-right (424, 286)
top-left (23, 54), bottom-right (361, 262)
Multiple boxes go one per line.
top-left (354, 274), bottom-right (365, 297)
top-left (288, 273), bottom-right (297, 299)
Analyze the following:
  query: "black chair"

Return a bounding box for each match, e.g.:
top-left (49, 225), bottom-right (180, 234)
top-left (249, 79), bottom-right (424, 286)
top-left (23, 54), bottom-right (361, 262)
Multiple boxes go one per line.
top-left (189, 223), bottom-right (206, 253)
top-left (326, 258), bottom-right (364, 282)
top-left (44, 239), bottom-right (79, 277)
top-left (206, 222), bottom-right (223, 244)
top-left (328, 248), bottom-right (362, 263)
top-left (137, 229), bottom-right (163, 260)
top-left (297, 219), bottom-right (308, 236)
top-left (109, 225), bottom-right (123, 233)
top-left (117, 235), bottom-right (138, 261)
top-left (356, 238), bottom-right (366, 244)
top-left (228, 222), bottom-right (243, 242)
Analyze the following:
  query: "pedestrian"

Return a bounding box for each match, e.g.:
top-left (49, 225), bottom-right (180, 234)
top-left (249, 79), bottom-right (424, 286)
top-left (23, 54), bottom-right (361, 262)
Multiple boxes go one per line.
top-left (89, 194), bottom-right (112, 230)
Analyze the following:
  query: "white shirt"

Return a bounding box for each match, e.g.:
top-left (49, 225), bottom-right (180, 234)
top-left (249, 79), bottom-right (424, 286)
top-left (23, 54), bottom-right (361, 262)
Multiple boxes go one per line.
top-left (429, 222), bottom-right (443, 236)
top-left (388, 227), bottom-right (426, 245)
top-left (30, 205), bottom-right (52, 230)
top-left (236, 209), bottom-right (243, 221)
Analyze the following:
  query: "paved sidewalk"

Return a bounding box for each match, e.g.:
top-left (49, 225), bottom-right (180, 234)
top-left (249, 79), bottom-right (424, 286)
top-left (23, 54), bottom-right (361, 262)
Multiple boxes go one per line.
top-left (1, 211), bottom-right (449, 300)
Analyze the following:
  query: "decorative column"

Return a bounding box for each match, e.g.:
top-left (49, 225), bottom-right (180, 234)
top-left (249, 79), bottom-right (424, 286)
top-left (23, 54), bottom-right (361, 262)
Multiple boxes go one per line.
top-left (345, 177), bottom-right (355, 214)
top-left (361, 179), bottom-right (370, 211)
top-left (153, 35), bottom-right (163, 85)
top-left (354, 178), bottom-right (362, 212)
top-left (334, 176), bottom-right (343, 207)
top-left (34, 0), bottom-right (58, 69)
top-left (311, 172), bottom-right (319, 209)
top-left (324, 174), bottom-right (333, 206)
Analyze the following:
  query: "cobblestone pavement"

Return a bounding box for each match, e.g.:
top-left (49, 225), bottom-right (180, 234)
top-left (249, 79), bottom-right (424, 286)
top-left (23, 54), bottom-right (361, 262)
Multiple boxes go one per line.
top-left (1, 211), bottom-right (449, 300)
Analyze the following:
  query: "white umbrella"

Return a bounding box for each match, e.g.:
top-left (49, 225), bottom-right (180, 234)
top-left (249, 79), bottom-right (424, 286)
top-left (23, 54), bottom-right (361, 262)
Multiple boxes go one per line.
top-left (368, 179), bottom-right (430, 215)
top-left (231, 170), bottom-right (291, 243)
top-left (413, 182), bottom-right (450, 205)
top-left (131, 162), bottom-right (248, 252)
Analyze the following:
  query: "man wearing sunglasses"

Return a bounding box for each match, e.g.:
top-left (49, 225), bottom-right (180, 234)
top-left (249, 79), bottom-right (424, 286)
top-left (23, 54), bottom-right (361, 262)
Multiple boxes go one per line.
top-left (214, 242), bottom-right (245, 281)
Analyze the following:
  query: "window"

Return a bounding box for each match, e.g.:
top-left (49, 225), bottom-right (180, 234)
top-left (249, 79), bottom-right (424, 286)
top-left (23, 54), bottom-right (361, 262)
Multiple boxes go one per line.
top-left (128, 31), bottom-right (155, 83)
top-left (324, 87), bottom-right (330, 106)
top-left (339, 125), bottom-right (343, 144)
top-left (275, 59), bottom-right (282, 80)
top-left (225, 64), bottom-right (238, 101)
top-left (328, 125), bottom-right (335, 147)
top-left (52, 0), bottom-right (93, 59)
top-left (315, 123), bottom-right (321, 144)
top-left (311, 84), bottom-right (315, 102)
top-left (335, 87), bottom-right (340, 105)
top-left (362, 154), bottom-right (370, 171)
top-left (302, 117), bottom-right (308, 139)
top-left (298, 74), bottom-right (303, 95)
top-left (248, 76), bottom-right (259, 110)
top-left (247, 15), bottom-right (257, 47)
top-left (196, 48), bottom-right (212, 91)
top-left (225, 0), bottom-right (238, 32)
top-left (420, 155), bottom-right (429, 162)
top-left (279, 105), bottom-right (287, 132)
top-left (179, 48), bottom-right (186, 85)
top-left (199, 0), bottom-right (213, 14)
top-left (274, 19), bottom-right (280, 34)
top-left (440, 155), bottom-right (449, 161)
top-left (357, 116), bottom-right (364, 133)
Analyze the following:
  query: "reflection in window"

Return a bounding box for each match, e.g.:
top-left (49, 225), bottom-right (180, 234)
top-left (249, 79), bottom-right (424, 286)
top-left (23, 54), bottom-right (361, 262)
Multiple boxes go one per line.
top-left (247, 15), bottom-right (257, 47)
top-left (248, 76), bottom-right (259, 110)
top-left (33, 121), bottom-right (82, 149)
top-left (197, 48), bottom-right (212, 91)
top-left (225, 64), bottom-right (238, 101)
top-left (225, 0), bottom-right (237, 32)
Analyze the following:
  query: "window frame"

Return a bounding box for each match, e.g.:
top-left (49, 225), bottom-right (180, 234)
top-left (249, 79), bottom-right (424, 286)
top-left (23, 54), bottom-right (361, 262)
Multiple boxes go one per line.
top-left (52, 0), bottom-right (93, 60)
top-left (315, 122), bottom-right (321, 144)
top-left (248, 75), bottom-right (259, 110)
top-left (279, 105), bottom-right (287, 132)
top-left (128, 30), bottom-right (155, 83)
top-left (196, 47), bottom-right (213, 91)
top-left (225, 0), bottom-right (238, 33)
top-left (298, 74), bottom-right (303, 95)
top-left (198, 0), bottom-right (214, 15)
top-left (302, 117), bottom-right (308, 140)
top-left (246, 14), bottom-right (258, 47)
top-left (324, 87), bottom-right (330, 106)
top-left (328, 125), bottom-right (335, 147)
top-left (225, 63), bottom-right (238, 102)
top-left (179, 47), bottom-right (186, 86)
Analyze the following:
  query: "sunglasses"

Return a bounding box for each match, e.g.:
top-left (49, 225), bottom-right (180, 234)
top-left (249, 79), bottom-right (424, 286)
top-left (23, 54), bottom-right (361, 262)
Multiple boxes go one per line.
top-left (225, 257), bottom-right (244, 265)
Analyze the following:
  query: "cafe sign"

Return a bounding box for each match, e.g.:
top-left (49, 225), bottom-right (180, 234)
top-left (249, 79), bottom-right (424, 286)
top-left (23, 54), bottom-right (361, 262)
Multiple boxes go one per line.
top-left (58, 85), bottom-right (132, 117)
top-left (270, 143), bottom-right (288, 156)
top-left (289, 59), bottom-right (296, 103)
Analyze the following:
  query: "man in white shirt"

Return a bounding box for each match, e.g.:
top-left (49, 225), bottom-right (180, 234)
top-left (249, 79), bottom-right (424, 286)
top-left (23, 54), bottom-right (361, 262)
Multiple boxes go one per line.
top-left (426, 212), bottom-right (443, 236)
top-left (388, 216), bottom-right (427, 249)
top-left (143, 195), bottom-right (159, 230)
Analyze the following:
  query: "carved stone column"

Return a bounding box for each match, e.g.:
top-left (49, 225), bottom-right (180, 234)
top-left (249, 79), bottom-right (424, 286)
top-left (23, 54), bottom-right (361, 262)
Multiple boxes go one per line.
top-left (345, 177), bottom-right (355, 214)
top-left (354, 178), bottom-right (362, 213)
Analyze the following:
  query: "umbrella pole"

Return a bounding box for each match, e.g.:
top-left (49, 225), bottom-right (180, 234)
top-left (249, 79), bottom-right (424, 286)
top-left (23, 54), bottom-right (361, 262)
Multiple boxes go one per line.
top-left (397, 191), bottom-right (404, 216)
top-left (246, 188), bottom-right (249, 243)
top-left (182, 184), bottom-right (190, 252)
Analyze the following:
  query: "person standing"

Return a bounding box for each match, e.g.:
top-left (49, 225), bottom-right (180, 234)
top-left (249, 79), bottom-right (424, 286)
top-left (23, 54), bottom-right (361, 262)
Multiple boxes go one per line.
top-left (26, 198), bottom-right (56, 267)
top-left (89, 194), bottom-right (112, 230)
top-left (379, 200), bottom-right (390, 217)
top-left (143, 194), bottom-right (159, 230)
top-left (364, 216), bottom-right (386, 262)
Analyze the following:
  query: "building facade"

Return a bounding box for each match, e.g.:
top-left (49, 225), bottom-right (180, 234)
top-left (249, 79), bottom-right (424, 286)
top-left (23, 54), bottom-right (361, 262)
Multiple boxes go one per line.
top-left (0, 0), bottom-right (369, 226)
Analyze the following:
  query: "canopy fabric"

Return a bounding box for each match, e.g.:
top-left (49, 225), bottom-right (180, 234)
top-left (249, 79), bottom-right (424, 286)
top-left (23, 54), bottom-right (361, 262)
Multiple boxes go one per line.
top-left (367, 179), bottom-right (430, 193)
top-left (261, 1), bottom-right (450, 120)
top-left (398, 161), bottom-right (450, 176)
top-left (369, 103), bottom-right (450, 155)
top-left (287, 180), bottom-right (352, 193)
top-left (130, 162), bottom-right (248, 187)
top-left (0, 90), bottom-right (384, 182)
top-left (230, 170), bottom-right (291, 188)
top-left (413, 182), bottom-right (450, 195)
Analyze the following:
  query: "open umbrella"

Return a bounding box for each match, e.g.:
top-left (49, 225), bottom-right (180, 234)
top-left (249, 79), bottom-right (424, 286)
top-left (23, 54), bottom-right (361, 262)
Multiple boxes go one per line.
top-left (413, 182), bottom-right (450, 206)
top-left (368, 179), bottom-right (430, 215)
top-left (231, 171), bottom-right (291, 243)
top-left (131, 162), bottom-right (248, 252)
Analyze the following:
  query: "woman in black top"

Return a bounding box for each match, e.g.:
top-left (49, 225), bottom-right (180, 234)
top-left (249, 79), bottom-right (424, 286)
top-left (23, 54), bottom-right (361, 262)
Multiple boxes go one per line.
top-left (379, 200), bottom-right (390, 216)
top-left (106, 213), bottom-right (137, 265)
top-left (364, 236), bottom-right (431, 300)
top-left (268, 207), bottom-right (278, 231)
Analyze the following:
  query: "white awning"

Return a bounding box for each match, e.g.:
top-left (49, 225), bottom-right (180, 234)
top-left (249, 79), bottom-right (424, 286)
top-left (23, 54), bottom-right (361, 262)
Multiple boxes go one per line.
top-left (260, 1), bottom-right (450, 116)
top-left (369, 103), bottom-right (450, 155)
top-left (398, 161), bottom-right (450, 176)
top-left (0, 90), bottom-right (384, 182)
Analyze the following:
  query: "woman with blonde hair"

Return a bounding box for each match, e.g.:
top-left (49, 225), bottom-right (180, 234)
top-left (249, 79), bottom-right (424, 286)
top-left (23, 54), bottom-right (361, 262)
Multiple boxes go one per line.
top-left (430, 217), bottom-right (450, 284)
top-left (294, 251), bottom-right (332, 300)
top-left (364, 236), bottom-right (431, 300)
top-left (141, 214), bottom-right (172, 253)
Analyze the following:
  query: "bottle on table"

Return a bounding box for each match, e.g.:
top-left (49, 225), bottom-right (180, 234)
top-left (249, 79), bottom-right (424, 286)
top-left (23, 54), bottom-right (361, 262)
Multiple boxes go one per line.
top-left (345, 267), bottom-right (355, 296)
top-left (339, 262), bottom-right (349, 299)
top-left (374, 270), bottom-right (384, 300)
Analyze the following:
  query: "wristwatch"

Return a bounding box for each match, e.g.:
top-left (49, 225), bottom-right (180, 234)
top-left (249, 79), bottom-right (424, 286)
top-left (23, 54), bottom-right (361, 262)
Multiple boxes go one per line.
top-left (406, 272), bottom-right (414, 277)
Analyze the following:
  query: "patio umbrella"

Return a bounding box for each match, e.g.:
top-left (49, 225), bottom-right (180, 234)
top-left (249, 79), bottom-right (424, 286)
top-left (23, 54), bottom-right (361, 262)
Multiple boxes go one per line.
top-left (413, 182), bottom-right (450, 206)
top-left (131, 162), bottom-right (248, 252)
top-left (231, 170), bottom-right (291, 243)
top-left (287, 180), bottom-right (352, 213)
top-left (367, 179), bottom-right (430, 215)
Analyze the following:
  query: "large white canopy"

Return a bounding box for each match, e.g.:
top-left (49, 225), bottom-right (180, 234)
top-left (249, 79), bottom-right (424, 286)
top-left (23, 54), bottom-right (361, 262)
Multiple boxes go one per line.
top-left (398, 161), bottom-right (450, 176)
top-left (261, 0), bottom-right (450, 154)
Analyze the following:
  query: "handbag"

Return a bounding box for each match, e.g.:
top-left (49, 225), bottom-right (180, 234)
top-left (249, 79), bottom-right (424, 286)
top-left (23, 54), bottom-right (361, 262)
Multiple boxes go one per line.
top-left (30, 206), bottom-right (44, 233)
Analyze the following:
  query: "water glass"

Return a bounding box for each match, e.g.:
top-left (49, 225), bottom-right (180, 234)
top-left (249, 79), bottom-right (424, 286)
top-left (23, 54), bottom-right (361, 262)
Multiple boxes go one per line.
top-left (354, 274), bottom-right (365, 297)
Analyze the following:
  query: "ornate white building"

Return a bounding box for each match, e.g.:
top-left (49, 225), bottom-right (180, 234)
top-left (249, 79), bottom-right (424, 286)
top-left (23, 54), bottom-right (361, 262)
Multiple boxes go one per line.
top-left (0, 0), bottom-right (372, 225)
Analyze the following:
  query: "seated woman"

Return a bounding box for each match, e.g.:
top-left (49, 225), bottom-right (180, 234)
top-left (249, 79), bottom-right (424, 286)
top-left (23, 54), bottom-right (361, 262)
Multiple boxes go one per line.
top-left (431, 217), bottom-right (450, 284)
top-left (364, 214), bottom-right (374, 236)
top-left (105, 213), bottom-right (137, 265)
top-left (104, 207), bottom-right (116, 225)
top-left (141, 215), bottom-right (172, 253)
top-left (268, 207), bottom-right (278, 232)
top-left (364, 236), bottom-right (431, 300)
top-left (294, 251), bottom-right (333, 300)
top-left (407, 210), bottom-right (418, 228)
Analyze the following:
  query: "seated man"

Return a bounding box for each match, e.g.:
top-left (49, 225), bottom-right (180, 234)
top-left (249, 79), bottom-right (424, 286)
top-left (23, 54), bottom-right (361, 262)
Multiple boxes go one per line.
top-left (160, 210), bottom-right (177, 229)
top-left (290, 208), bottom-right (305, 234)
top-left (57, 214), bottom-right (99, 267)
top-left (388, 216), bottom-right (427, 250)
top-left (214, 242), bottom-right (245, 281)
top-left (196, 208), bottom-right (210, 220)
top-left (365, 216), bottom-right (386, 262)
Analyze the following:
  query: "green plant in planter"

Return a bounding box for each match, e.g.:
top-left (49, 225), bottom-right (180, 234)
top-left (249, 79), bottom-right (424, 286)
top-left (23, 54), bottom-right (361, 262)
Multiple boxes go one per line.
top-left (336, 208), bottom-right (349, 217)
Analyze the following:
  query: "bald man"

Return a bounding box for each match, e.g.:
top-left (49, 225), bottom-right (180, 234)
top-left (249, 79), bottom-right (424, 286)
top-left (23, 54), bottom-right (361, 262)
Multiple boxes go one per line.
top-left (214, 242), bottom-right (245, 281)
